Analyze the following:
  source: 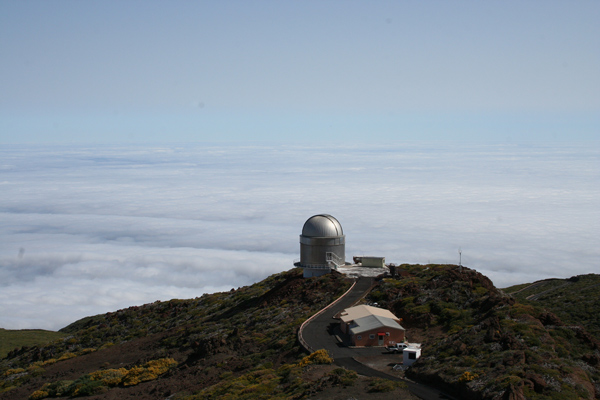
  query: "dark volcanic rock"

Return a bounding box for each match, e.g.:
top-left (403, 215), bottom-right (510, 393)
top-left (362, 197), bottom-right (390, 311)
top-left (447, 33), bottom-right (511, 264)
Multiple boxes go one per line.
top-left (524, 372), bottom-right (546, 393)
top-left (538, 311), bottom-right (562, 326)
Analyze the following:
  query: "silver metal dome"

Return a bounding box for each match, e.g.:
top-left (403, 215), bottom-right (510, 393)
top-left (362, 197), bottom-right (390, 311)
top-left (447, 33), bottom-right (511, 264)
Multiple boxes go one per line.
top-left (299, 214), bottom-right (345, 277)
top-left (302, 214), bottom-right (344, 237)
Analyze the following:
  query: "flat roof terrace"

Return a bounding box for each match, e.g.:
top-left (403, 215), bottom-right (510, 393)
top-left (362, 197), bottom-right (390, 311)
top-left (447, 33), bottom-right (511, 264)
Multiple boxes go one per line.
top-left (337, 264), bottom-right (389, 278)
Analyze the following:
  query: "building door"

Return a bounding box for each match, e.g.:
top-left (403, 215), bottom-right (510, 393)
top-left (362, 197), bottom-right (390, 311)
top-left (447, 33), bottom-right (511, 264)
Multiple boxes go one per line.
top-left (378, 333), bottom-right (385, 346)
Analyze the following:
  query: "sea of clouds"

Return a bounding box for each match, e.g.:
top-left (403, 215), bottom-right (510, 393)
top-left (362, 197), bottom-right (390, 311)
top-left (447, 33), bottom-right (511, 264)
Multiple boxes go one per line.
top-left (1, 142), bottom-right (598, 330)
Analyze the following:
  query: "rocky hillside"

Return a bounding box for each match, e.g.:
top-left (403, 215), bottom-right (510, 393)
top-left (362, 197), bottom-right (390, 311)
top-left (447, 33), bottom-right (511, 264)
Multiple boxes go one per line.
top-left (4, 265), bottom-right (600, 400)
top-left (0, 269), bottom-right (348, 399)
top-left (0, 269), bottom-right (416, 400)
top-left (367, 265), bottom-right (600, 399)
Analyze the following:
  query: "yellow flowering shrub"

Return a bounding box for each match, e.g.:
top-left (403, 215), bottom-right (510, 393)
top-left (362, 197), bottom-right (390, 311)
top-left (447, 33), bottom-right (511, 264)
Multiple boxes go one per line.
top-left (3, 368), bottom-right (25, 377)
top-left (297, 349), bottom-right (333, 367)
top-left (89, 368), bottom-right (128, 386)
top-left (122, 358), bottom-right (178, 386)
top-left (57, 352), bottom-right (77, 361)
top-left (458, 371), bottom-right (479, 382)
top-left (121, 366), bottom-right (147, 386)
top-left (147, 358), bottom-right (178, 374)
top-left (28, 390), bottom-right (48, 400)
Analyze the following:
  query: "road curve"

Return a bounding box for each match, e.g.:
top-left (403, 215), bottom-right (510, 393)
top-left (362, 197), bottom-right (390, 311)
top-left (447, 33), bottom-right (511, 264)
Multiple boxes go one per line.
top-left (299, 276), bottom-right (456, 400)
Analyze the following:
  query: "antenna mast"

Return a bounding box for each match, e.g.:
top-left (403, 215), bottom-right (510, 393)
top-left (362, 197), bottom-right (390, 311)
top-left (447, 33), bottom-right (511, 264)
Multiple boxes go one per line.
top-left (458, 247), bottom-right (462, 272)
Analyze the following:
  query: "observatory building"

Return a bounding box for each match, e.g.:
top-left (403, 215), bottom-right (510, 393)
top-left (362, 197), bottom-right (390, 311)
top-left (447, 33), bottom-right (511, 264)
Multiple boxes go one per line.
top-left (298, 214), bottom-right (346, 278)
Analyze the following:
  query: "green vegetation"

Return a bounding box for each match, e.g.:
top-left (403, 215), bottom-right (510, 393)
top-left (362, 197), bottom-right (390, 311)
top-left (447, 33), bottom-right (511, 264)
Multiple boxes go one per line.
top-left (179, 350), bottom-right (333, 400)
top-left (505, 274), bottom-right (600, 337)
top-left (0, 330), bottom-right (66, 359)
top-left (367, 378), bottom-right (407, 393)
top-left (327, 368), bottom-right (358, 387)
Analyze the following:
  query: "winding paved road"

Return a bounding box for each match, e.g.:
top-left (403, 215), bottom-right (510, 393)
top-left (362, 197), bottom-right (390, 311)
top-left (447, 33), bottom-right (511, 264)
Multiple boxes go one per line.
top-left (300, 276), bottom-right (455, 400)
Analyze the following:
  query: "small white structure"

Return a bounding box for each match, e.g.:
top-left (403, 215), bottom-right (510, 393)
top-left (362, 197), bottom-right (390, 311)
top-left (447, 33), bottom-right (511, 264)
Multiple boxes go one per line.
top-left (403, 345), bottom-right (422, 367)
top-left (352, 256), bottom-right (386, 268)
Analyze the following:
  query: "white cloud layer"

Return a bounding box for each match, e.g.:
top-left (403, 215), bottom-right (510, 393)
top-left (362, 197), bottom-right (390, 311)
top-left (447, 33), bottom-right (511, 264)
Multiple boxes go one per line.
top-left (1, 142), bottom-right (598, 330)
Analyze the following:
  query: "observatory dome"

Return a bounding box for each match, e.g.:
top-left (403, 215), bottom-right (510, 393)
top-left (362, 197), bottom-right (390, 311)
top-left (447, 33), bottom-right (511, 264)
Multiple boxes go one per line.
top-left (299, 214), bottom-right (345, 278)
top-left (302, 214), bottom-right (344, 237)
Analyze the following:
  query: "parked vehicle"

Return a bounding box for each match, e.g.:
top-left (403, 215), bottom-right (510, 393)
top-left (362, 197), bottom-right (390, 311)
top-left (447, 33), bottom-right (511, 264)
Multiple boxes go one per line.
top-left (386, 343), bottom-right (408, 353)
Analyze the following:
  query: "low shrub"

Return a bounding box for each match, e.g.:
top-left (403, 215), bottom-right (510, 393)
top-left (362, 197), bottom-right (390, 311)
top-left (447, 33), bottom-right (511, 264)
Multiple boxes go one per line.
top-left (3, 368), bottom-right (25, 377)
top-left (368, 378), bottom-right (407, 392)
top-left (88, 368), bottom-right (127, 386)
top-left (67, 376), bottom-right (104, 396)
top-left (57, 352), bottom-right (77, 361)
top-left (28, 390), bottom-right (49, 400)
top-left (28, 358), bottom-right (178, 399)
top-left (328, 368), bottom-right (357, 386)
top-left (297, 349), bottom-right (333, 367)
top-left (458, 371), bottom-right (479, 382)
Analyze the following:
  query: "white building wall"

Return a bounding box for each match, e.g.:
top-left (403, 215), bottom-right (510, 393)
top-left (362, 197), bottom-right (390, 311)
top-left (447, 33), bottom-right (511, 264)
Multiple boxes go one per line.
top-left (403, 348), bottom-right (421, 367)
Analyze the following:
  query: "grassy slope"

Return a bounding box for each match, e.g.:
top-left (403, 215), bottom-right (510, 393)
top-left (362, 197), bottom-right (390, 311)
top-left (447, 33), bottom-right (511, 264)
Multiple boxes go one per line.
top-left (0, 330), bottom-right (66, 359)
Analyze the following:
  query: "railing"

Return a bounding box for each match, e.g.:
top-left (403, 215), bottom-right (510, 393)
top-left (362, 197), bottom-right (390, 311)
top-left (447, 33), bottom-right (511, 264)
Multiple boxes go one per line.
top-left (326, 252), bottom-right (344, 269)
top-left (301, 264), bottom-right (332, 269)
top-left (297, 279), bottom-right (358, 354)
top-left (294, 259), bottom-right (334, 270)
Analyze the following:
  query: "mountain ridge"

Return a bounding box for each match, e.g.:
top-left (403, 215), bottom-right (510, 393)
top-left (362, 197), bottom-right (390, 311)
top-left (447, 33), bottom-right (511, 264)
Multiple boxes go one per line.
top-left (2, 267), bottom-right (599, 399)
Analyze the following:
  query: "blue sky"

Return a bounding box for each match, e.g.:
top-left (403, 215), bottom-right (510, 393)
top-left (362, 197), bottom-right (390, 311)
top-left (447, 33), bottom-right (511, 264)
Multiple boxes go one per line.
top-left (1, 1), bottom-right (598, 143)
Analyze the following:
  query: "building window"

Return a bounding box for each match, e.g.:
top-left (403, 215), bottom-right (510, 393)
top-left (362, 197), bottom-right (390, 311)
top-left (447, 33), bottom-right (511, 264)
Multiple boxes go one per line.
top-left (408, 352), bottom-right (416, 360)
top-left (386, 332), bottom-right (390, 336)
top-left (369, 334), bottom-right (375, 340)
top-left (357, 335), bottom-right (362, 340)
